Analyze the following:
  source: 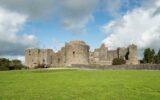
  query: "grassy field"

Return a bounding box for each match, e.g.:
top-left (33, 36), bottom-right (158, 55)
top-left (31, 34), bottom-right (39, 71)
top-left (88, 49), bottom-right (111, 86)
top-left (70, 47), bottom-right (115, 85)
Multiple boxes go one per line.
top-left (0, 69), bottom-right (160, 100)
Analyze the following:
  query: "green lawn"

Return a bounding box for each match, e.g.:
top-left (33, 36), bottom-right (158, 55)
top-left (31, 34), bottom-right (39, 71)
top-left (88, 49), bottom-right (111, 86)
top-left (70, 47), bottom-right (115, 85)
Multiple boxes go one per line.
top-left (0, 69), bottom-right (160, 100)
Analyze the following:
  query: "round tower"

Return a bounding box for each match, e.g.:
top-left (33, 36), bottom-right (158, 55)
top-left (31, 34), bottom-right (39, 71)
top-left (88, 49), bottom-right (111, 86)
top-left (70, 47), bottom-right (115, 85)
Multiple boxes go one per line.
top-left (128, 44), bottom-right (139, 64)
top-left (65, 41), bottom-right (90, 66)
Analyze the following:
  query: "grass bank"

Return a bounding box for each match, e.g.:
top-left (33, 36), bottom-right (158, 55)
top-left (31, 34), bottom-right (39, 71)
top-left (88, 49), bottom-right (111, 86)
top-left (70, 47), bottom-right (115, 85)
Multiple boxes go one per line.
top-left (0, 69), bottom-right (160, 100)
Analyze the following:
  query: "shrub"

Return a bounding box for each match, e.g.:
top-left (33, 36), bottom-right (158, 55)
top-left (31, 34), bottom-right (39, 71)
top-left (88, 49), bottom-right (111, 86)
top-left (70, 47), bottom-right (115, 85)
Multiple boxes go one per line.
top-left (0, 58), bottom-right (10, 71)
top-left (0, 66), bottom-right (9, 71)
top-left (35, 64), bottom-right (47, 69)
top-left (0, 58), bottom-right (24, 71)
top-left (112, 58), bottom-right (126, 65)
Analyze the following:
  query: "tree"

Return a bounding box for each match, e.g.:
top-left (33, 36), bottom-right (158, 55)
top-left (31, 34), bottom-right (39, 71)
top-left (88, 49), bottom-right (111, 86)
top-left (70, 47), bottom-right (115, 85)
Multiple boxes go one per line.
top-left (154, 55), bottom-right (158, 64)
top-left (143, 48), bottom-right (152, 63)
top-left (151, 49), bottom-right (155, 63)
top-left (10, 59), bottom-right (23, 70)
top-left (155, 49), bottom-right (160, 64)
top-left (143, 48), bottom-right (160, 64)
top-left (0, 58), bottom-right (10, 70)
top-left (158, 50), bottom-right (160, 63)
top-left (0, 58), bottom-right (25, 71)
top-left (112, 58), bottom-right (126, 65)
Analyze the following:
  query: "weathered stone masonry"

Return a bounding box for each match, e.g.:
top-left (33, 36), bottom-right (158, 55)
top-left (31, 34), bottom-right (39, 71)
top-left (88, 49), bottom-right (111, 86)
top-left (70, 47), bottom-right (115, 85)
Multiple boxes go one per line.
top-left (25, 41), bottom-right (139, 68)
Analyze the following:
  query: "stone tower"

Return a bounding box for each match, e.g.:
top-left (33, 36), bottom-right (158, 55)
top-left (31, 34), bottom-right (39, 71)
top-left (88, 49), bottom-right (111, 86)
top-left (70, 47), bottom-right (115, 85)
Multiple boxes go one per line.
top-left (65, 41), bottom-right (90, 66)
top-left (99, 44), bottom-right (108, 61)
top-left (127, 44), bottom-right (139, 64)
top-left (25, 48), bottom-right (53, 68)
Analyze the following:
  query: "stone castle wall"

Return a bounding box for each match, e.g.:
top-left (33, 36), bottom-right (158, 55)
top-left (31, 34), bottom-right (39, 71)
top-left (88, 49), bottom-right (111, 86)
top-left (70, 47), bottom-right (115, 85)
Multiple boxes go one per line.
top-left (25, 49), bottom-right (53, 68)
top-left (25, 41), bottom-right (139, 68)
top-left (65, 41), bottom-right (89, 66)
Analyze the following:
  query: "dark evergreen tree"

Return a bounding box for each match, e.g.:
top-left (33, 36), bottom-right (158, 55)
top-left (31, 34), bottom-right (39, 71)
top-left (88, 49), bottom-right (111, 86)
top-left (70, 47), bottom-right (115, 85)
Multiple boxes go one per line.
top-left (143, 48), bottom-right (160, 64)
top-left (154, 55), bottom-right (158, 64)
top-left (155, 49), bottom-right (160, 64)
top-left (151, 49), bottom-right (155, 63)
top-left (143, 48), bottom-right (152, 63)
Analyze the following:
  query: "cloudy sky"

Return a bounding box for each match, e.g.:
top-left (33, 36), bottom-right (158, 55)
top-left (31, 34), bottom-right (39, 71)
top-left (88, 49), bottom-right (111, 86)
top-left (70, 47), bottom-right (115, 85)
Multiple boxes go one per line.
top-left (0, 0), bottom-right (160, 61)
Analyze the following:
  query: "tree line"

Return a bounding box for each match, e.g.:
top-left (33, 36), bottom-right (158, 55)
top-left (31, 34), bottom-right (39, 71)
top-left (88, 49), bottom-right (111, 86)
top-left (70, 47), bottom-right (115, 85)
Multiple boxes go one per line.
top-left (0, 58), bottom-right (26, 71)
top-left (142, 48), bottom-right (160, 64)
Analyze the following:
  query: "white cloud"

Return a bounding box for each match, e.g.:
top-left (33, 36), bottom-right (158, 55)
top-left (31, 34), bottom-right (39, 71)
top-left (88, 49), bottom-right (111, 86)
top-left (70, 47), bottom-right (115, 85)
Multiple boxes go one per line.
top-left (59, 0), bottom-right (97, 34)
top-left (0, 0), bottom-right (55, 19)
top-left (0, 0), bottom-right (147, 35)
top-left (0, 7), bottom-right (38, 56)
top-left (0, 0), bottom-right (98, 34)
top-left (100, 0), bottom-right (126, 16)
top-left (99, 0), bottom-right (143, 17)
top-left (102, 0), bottom-right (160, 57)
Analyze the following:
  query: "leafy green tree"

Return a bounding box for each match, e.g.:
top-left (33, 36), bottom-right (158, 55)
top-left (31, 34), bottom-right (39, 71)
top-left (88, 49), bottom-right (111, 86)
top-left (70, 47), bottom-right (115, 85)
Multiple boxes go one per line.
top-left (0, 58), bottom-right (10, 70)
top-left (12, 59), bottom-right (21, 64)
top-left (154, 55), bottom-right (158, 64)
top-left (143, 48), bottom-right (160, 64)
top-left (143, 48), bottom-right (152, 63)
top-left (151, 49), bottom-right (155, 63)
top-left (0, 58), bottom-right (25, 71)
top-left (9, 59), bottom-right (23, 70)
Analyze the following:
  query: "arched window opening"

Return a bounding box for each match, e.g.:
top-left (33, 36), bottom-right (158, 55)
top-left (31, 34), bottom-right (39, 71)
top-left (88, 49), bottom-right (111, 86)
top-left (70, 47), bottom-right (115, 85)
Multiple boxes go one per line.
top-left (29, 50), bottom-right (31, 56)
top-left (73, 51), bottom-right (75, 57)
top-left (58, 58), bottom-right (60, 63)
top-left (43, 59), bottom-right (45, 63)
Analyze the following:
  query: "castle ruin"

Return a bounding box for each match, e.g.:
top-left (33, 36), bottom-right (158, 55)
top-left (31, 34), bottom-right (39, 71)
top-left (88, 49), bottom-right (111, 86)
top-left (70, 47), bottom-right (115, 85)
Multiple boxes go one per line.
top-left (25, 41), bottom-right (139, 68)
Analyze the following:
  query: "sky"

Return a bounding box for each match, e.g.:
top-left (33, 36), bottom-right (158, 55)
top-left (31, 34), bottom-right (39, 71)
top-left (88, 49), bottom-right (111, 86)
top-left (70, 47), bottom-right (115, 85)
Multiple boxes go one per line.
top-left (0, 0), bottom-right (160, 62)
